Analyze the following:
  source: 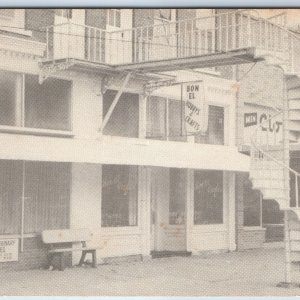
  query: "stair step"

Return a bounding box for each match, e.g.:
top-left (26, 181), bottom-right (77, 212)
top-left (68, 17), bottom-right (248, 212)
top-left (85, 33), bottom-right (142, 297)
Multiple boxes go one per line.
top-left (289, 100), bottom-right (300, 110)
top-left (289, 110), bottom-right (300, 121)
top-left (291, 240), bottom-right (300, 251)
top-left (288, 88), bottom-right (300, 100)
top-left (290, 230), bottom-right (300, 240)
top-left (289, 120), bottom-right (300, 132)
top-left (287, 76), bottom-right (300, 90)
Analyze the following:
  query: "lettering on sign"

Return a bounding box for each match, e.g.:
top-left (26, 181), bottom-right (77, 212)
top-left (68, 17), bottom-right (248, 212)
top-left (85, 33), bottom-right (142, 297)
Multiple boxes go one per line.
top-left (0, 238), bottom-right (18, 262)
top-left (244, 112), bottom-right (257, 127)
top-left (183, 81), bottom-right (207, 134)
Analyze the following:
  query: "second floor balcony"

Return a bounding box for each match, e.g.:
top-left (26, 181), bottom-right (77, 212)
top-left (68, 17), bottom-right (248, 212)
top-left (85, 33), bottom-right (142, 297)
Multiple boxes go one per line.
top-left (43, 10), bottom-right (300, 73)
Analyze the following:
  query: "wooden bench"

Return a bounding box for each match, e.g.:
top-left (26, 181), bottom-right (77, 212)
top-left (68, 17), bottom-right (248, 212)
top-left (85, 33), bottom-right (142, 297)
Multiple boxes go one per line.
top-left (41, 228), bottom-right (97, 271)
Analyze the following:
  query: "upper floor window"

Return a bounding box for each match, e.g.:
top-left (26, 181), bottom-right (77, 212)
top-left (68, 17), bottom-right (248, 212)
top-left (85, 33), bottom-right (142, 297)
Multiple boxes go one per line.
top-left (0, 70), bottom-right (72, 132)
top-left (0, 9), bottom-right (27, 35)
top-left (54, 9), bottom-right (72, 19)
top-left (107, 9), bottom-right (121, 27)
top-left (154, 9), bottom-right (172, 21)
top-left (103, 90), bottom-right (139, 138)
top-left (146, 96), bottom-right (186, 142)
top-left (195, 105), bottom-right (224, 145)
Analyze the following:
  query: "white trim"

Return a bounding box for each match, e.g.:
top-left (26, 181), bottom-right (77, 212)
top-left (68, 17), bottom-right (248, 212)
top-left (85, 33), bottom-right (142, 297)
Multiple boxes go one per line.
top-left (0, 34), bottom-right (45, 57)
top-left (243, 226), bottom-right (266, 231)
top-left (0, 125), bottom-right (74, 137)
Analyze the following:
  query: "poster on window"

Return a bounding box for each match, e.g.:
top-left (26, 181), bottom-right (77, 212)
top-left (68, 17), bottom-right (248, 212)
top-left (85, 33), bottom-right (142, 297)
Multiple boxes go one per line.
top-left (0, 238), bottom-right (18, 262)
top-left (182, 81), bottom-right (208, 134)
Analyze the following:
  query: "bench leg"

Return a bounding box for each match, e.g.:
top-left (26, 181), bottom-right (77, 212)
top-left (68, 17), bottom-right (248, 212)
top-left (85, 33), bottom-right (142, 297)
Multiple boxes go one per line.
top-left (91, 250), bottom-right (97, 268)
top-left (79, 250), bottom-right (87, 267)
top-left (59, 252), bottom-right (65, 271)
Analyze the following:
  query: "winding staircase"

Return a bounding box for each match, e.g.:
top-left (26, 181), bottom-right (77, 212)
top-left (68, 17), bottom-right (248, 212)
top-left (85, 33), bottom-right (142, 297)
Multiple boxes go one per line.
top-left (42, 10), bottom-right (300, 283)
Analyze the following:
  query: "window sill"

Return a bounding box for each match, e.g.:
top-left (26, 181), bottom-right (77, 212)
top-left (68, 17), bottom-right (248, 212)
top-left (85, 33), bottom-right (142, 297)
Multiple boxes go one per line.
top-left (0, 26), bottom-right (32, 37)
top-left (243, 226), bottom-right (266, 231)
top-left (0, 125), bottom-right (74, 137)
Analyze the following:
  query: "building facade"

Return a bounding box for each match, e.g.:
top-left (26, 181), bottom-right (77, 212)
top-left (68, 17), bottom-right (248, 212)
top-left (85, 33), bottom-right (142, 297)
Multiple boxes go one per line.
top-left (0, 8), bottom-right (295, 271)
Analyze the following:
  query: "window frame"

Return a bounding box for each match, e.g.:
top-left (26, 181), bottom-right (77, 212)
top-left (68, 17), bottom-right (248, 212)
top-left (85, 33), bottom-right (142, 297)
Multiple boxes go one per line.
top-left (101, 165), bottom-right (139, 229)
top-left (107, 9), bottom-right (121, 28)
top-left (0, 9), bottom-right (32, 36)
top-left (0, 71), bottom-right (73, 137)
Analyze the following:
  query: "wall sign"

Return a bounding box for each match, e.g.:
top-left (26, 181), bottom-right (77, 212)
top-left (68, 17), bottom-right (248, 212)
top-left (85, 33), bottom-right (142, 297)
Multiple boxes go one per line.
top-left (182, 81), bottom-right (208, 134)
top-left (243, 105), bottom-right (283, 145)
top-left (0, 238), bottom-right (18, 262)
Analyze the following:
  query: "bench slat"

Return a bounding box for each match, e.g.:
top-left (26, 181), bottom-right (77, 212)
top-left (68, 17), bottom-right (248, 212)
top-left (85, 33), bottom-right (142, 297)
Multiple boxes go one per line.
top-left (42, 229), bottom-right (93, 244)
top-left (49, 247), bottom-right (97, 253)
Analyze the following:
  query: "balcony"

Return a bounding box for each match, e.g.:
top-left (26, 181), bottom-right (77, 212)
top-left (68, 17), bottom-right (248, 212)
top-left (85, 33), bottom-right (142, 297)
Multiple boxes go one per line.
top-left (42, 10), bottom-right (297, 74)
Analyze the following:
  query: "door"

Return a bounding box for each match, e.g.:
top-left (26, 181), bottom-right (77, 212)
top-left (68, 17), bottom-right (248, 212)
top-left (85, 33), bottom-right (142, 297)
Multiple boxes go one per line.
top-left (105, 9), bottom-right (133, 64)
top-left (151, 167), bottom-right (186, 252)
top-left (53, 9), bottom-right (85, 60)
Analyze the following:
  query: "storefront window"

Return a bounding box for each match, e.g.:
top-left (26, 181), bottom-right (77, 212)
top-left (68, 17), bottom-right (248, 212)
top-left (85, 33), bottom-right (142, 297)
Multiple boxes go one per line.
top-left (102, 165), bottom-right (138, 227)
top-left (103, 90), bottom-right (139, 138)
top-left (195, 105), bottom-right (224, 145)
top-left (243, 178), bottom-right (261, 227)
top-left (169, 168), bottom-right (186, 225)
top-left (0, 160), bottom-right (70, 235)
top-left (194, 170), bottom-right (223, 225)
top-left (0, 160), bottom-right (22, 234)
top-left (24, 162), bottom-right (70, 233)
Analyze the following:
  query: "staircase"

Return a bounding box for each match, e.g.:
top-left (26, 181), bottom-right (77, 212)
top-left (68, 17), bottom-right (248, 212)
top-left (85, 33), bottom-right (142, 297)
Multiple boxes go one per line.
top-left (246, 19), bottom-right (300, 283)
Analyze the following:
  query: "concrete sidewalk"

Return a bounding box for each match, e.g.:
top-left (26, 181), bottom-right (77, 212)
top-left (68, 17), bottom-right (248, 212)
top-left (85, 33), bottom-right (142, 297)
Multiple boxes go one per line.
top-left (0, 247), bottom-right (300, 296)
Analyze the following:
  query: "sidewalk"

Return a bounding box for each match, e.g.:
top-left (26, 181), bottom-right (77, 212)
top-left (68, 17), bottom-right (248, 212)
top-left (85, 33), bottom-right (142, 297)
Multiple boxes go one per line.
top-left (0, 247), bottom-right (299, 296)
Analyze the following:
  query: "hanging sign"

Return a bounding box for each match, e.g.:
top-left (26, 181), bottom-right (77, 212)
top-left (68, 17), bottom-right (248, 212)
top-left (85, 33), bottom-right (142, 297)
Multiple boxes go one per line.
top-left (0, 238), bottom-right (18, 262)
top-left (182, 81), bottom-right (208, 134)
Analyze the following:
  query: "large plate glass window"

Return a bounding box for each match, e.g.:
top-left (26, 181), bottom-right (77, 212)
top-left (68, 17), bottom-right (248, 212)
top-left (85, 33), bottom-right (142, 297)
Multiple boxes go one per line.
top-left (194, 170), bottom-right (223, 225)
top-left (102, 165), bottom-right (138, 227)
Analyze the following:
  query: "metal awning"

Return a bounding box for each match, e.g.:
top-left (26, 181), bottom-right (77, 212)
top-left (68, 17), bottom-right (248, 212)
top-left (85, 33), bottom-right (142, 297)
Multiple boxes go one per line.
top-left (0, 133), bottom-right (250, 172)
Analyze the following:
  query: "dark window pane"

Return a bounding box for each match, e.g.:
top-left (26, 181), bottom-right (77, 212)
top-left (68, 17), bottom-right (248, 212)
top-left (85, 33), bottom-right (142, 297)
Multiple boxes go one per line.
top-left (102, 165), bottom-right (138, 227)
top-left (0, 70), bottom-right (18, 126)
top-left (0, 160), bottom-right (22, 234)
top-left (195, 105), bottom-right (224, 145)
top-left (243, 178), bottom-right (261, 226)
top-left (25, 75), bottom-right (71, 131)
top-left (169, 168), bottom-right (185, 225)
top-left (103, 90), bottom-right (139, 137)
top-left (168, 99), bottom-right (187, 142)
top-left (146, 96), bottom-right (166, 140)
top-left (194, 170), bottom-right (223, 225)
top-left (24, 162), bottom-right (70, 233)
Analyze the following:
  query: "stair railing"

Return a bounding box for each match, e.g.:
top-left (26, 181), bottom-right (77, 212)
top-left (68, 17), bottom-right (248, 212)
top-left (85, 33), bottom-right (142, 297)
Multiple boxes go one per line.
top-left (250, 108), bottom-right (300, 209)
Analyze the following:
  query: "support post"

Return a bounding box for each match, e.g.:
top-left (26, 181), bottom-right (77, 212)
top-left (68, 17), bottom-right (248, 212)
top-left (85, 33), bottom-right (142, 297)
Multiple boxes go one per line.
top-left (283, 75), bottom-right (291, 285)
top-left (100, 72), bottom-right (132, 131)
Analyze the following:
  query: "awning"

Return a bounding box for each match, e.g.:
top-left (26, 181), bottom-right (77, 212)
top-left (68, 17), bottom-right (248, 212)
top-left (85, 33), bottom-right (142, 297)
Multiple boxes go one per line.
top-left (0, 133), bottom-right (250, 172)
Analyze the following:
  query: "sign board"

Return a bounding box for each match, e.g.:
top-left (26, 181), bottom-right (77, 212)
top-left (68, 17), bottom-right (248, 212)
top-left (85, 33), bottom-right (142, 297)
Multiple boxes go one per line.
top-left (182, 81), bottom-right (208, 134)
top-left (243, 104), bottom-right (283, 145)
top-left (0, 238), bottom-right (18, 262)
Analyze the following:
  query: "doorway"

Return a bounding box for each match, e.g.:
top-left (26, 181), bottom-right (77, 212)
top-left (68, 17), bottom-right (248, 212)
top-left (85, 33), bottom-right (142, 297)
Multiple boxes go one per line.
top-left (150, 167), bottom-right (190, 257)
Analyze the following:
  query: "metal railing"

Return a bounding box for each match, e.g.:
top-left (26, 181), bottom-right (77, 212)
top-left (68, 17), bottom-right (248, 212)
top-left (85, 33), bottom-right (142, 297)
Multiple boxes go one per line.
top-left (250, 108), bottom-right (300, 209)
top-left (43, 10), bottom-right (300, 69)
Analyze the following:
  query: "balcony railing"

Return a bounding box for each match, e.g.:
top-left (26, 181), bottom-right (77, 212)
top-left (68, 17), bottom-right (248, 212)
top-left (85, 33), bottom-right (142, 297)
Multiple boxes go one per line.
top-left (44, 10), bottom-right (300, 74)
